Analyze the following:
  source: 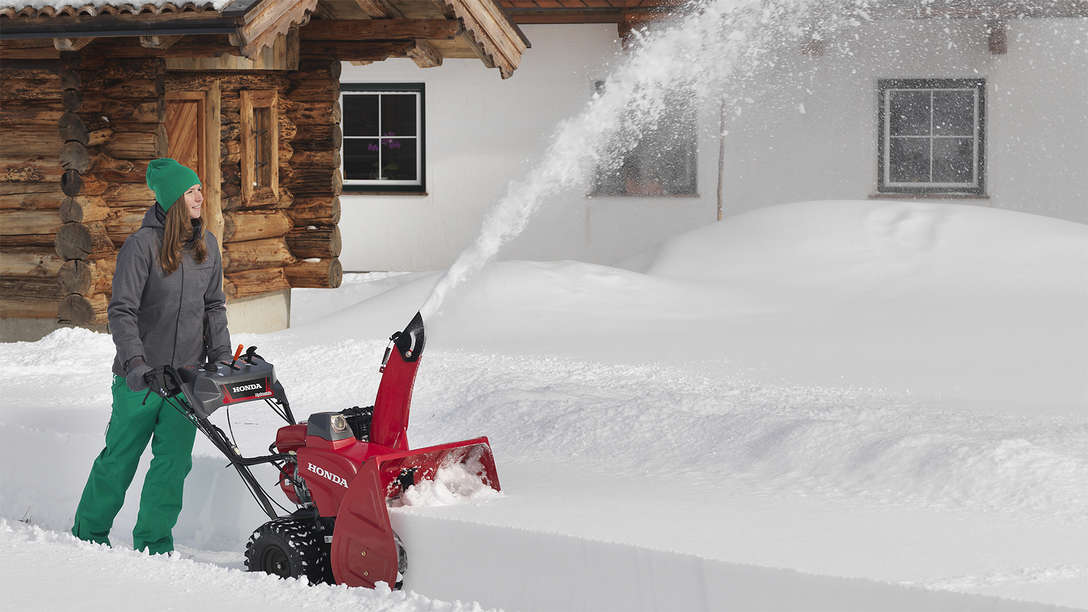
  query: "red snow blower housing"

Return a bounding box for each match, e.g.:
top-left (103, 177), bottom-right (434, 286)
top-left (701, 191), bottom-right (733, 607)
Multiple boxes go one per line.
top-left (164, 312), bottom-right (500, 588)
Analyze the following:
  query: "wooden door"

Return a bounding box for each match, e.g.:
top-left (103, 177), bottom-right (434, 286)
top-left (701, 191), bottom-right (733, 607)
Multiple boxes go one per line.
top-left (164, 86), bottom-right (223, 245)
top-left (165, 95), bottom-right (206, 185)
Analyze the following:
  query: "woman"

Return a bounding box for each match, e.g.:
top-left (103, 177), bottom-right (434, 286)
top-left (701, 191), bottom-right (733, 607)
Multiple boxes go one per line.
top-left (72, 158), bottom-right (232, 555)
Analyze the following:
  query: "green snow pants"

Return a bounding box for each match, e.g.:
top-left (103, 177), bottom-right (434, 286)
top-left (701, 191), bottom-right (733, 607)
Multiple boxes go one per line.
top-left (71, 375), bottom-right (197, 554)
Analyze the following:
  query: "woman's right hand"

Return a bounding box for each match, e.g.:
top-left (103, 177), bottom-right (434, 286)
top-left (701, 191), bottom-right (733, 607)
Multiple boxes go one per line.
top-left (124, 357), bottom-right (153, 392)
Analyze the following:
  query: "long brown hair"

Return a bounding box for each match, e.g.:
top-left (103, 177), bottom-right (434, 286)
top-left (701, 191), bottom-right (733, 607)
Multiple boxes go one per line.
top-left (160, 195), bottom-right (207, 275)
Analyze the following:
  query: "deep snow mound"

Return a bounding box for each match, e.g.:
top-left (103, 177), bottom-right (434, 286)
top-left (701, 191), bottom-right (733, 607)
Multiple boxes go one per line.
top-left (646, 200), bottom-right (1088, 296)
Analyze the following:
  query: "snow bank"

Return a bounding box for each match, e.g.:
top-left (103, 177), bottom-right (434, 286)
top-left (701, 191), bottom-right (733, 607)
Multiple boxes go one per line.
top-left (392, 513), bottom-right (1076, 612)
top-left (3, 201), bottom-right (1087, 610)
top-left (321, 200), bottom-right (1088, 408)
top-left (0, 519), bottom-right (492, 612)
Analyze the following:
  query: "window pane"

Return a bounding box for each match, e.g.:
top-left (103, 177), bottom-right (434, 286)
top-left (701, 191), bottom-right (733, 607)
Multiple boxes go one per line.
top-left (381, 137), bottom-right (417, 181)
top-left (889, 137), bottom-right (929, 182)
top-left (932, 138), bottom-right (974, 183)
top-left (381, 94), bottom-right (417, 137)
top-left (343, 95), bottom-right (379, 137)
top-left (889, 90), bottom-right (930, 136)
top-left (592, 87), bottom-right (696, 196)
top-left (933, 91), bottom-right (975, 136)
top-left (343, 138), bottom-right (380, 180)
top-left (254, 106), bottom-right (272, 188)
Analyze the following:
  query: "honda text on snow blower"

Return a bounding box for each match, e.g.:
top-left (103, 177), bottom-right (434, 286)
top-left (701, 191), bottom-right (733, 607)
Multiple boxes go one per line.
top-left (153, 312), bottom-right (500, 588)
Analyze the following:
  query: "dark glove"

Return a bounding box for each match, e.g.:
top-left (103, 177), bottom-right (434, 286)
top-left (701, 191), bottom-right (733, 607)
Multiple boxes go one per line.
top-left (143, 367), bottom-right (172, 398)
top-left (124, 357), bottom-right (152, 392)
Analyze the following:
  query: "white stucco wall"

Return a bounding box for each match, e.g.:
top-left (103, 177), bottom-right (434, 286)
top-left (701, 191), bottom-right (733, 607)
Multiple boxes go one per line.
top-left (338, 24), bottom-right (721, 271)
top-left (717, 18), bottom-right (1088, 222)
top-left (339, 19), bottom-right (1087, 272)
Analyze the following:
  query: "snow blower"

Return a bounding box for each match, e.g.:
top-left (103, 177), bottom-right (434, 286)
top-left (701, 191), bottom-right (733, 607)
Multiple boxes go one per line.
top-left (159, 311), bottom-right (500, 588)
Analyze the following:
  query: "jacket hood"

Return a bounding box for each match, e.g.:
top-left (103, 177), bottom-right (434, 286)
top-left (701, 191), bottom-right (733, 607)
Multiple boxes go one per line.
top-left (140, 205), bottom-right (204, 239)
top-left (141, 204), bottom-right (165, 230)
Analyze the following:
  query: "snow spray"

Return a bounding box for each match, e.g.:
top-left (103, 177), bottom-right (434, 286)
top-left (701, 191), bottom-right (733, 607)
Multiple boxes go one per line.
top-left (418, 0), bottom-right (894, 319)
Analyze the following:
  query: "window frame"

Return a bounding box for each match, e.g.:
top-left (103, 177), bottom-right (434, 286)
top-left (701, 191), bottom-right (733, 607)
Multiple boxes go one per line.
top-left (340, 83), bottom-right (426, 195)
top-left (240, 89), bottom-right (279, 204)
top-left (588, 80), bottom-right (699, 198)
top-left (877, 78), bottom-right (986, 196)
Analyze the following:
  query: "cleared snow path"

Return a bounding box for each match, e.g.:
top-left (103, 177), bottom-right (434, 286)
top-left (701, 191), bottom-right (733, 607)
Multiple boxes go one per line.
top-left (0, 519), bottom-right (491, 612)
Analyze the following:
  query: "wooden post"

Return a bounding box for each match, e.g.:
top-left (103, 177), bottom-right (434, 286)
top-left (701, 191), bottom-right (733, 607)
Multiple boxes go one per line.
top-left (988, 21), bottom-right (1007, 55)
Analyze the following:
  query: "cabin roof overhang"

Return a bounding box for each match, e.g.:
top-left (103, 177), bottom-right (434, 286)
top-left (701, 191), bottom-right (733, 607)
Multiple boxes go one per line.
top-left (0, 0), bottom-right (528, 77)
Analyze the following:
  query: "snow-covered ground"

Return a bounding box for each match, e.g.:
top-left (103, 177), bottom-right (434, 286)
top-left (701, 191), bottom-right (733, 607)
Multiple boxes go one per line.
top-left (2, 200), bottom-right (1087, 611)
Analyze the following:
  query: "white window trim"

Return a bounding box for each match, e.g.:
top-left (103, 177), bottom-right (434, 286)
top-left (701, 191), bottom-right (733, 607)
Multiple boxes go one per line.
top-left (341, 90), bottom-right (423, 187)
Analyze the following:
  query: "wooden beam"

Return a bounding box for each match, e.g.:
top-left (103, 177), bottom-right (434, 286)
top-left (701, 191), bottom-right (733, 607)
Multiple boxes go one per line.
top-left (301, 18), bottom-right (462, 40)
top-left (0, 41), bottom-right (60, 60)
top-left (286, 258), bottom-right (342, 288)
top-left (166, 28), bottom-right (298, 70)
top-left (52, 38), bottom-right (94, 51)
top-left (299, 40), bottom-right (414, 61)
top-left (232, 0), bottom-right (318, 58)
top-left (800, 36), bottom-right (827, 57)
top-left (440, 0), bottom-right (525, 78)
top-left (408, 40), bottom-right (444, 68)
top-left (85, 36), bottom-right (240, 58)
top-left (139, 35), bottom-right (183, 49)
top-left (988, 20), bottom-right (1007, 55)
top-left (352, 0), bottom-right (404, 18)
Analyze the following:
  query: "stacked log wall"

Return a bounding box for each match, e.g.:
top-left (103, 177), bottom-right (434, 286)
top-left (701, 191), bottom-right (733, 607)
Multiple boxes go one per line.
top-left (48, 55), bottom-right (166, 329)
top-left (0, 55), bottom-right (94, 325)
top-left (280, 53), bottom-right (343, 290)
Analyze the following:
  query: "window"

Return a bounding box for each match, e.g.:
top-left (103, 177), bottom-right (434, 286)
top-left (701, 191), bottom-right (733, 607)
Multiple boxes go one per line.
top-left (590, 81), bottom-right (697, 197)
top-left (878, 79), bottom-right (985, 195)
top-left (240, 89), bottom-right (279, 203)
top-left (341, 83), bottom-right (425, 193)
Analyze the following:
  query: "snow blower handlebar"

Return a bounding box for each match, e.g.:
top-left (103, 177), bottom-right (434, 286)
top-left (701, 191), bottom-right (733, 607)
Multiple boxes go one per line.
top-left (157, 355), bottom-right (298, 521)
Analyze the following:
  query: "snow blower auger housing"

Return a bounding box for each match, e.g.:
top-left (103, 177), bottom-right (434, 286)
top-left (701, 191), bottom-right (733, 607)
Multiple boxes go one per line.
top-left (161, 312), bottom-right (500, 589)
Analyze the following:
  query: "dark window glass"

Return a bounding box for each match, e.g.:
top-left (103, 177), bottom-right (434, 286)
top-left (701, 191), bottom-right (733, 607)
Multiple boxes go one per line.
top-left (932, 138), bottom-right (974, 182)
top-left (381, 94), bottom-right (417, 137)
top-left (343, 95), bottom-right (379, 137)
top-left (889, 137), bottom-right (930, 182)
top-left (343, 139), bottom-right (380, 180)
top-left (382, 138), bottom-right (417, 181)
top-left (878, 79), bottom-right (984, 194)
top-left (342, 86), bottom-right (424, 188)
top-left (933, 91), bottom-right (975, 136)
top-left (254, 107), bottom-right (273, 188)
top-left (889, 90), bottom-right (931, 136)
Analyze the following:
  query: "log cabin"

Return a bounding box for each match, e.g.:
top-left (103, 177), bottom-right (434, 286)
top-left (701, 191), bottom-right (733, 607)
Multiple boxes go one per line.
top-left (0, 0), bottom-right (529, 340)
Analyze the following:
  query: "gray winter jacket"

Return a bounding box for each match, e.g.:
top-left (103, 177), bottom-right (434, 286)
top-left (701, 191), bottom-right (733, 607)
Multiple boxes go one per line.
top-left (109, 205), bottom-right (231, 378)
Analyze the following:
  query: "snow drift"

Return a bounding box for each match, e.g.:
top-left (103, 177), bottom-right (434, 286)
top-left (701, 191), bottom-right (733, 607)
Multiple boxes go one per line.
top-left (2, 200), bottom-right (1087, 610)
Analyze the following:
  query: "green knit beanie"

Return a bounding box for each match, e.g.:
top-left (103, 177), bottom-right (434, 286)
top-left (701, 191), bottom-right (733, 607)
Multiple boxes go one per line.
top-left (146, 158), bottom-right (200, 211)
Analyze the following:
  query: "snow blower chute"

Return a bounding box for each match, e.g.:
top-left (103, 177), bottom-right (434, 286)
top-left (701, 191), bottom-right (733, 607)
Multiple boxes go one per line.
top-left (160, 312), bottom-right (500, 588)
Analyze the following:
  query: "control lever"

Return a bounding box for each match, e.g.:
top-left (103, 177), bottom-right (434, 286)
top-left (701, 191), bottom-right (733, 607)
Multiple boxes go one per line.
top-left (229, 343), bottom-right (244, 369)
